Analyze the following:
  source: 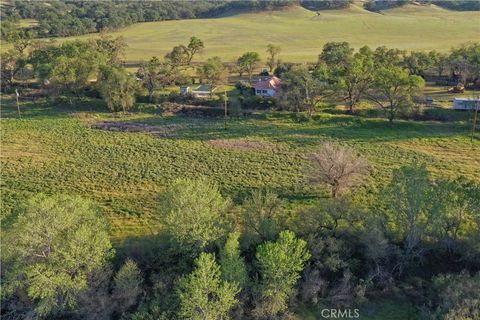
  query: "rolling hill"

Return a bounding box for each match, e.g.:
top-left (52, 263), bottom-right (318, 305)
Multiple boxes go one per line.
top-left (57, 4), bottom-right (480, 62)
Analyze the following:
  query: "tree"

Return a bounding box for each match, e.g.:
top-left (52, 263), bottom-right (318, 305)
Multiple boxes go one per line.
top-left (281, 65), bottom-right (328, 118)
top-left (177, 253), bottom-right (240, 320)
top-left (159, 178), bottom-right (231, 253)
top-left (186, 36), bottom-right (204, 65)
top-left (113, 259), bottom-right (143, 314)
top-left (2, 194), bottom-right (113, 317)
top-left (98, 65), bottom-right (138, 113)
top-left (254, 231), bottom-right (310, 317)
top-left (449, 42), bottom-right (480, 86)
top-left (308, 142), bottom-right (370, 198)
top-left (338, 46), bottom-right (374, 113)
top-left (220, 232), bottom-right (249, 289)
top-left (368, 66), bottom-right (424, 123)
top-left (403, 51), bottom-right (437, 77)
top-left (165, 44), bottom-right (189, 67)
top-left (384, 164), bottom-right (434, 269)
top-left (242, 190), bottom-right (284, 246)
top-left (92, 34), bottom-right (127, 65)
top-left (1, 49), bottom-right (28, 89)
top-left (197, 56), bottom-right (227, 98)
top-left (373, 46), bottom-right (405, 68)
top-left (318, 41), bottom-right (353, 73)
top-left (137, 56), bottom-right (161, 102)
top-left (237, 51), bottom-right (261, 81)
top-left (266, 44), bottom-right (281, 72)
top-left (429, 178), bottom-right (480, 253)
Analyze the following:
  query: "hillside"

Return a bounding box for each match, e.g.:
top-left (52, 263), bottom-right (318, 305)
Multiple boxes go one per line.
top-left (57, 4), bottom-right (480, 62)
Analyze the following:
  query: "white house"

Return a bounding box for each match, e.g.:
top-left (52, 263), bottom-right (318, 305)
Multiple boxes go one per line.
top-left (453, 98), bottom-right (480, 110)
top-left (254, 76), bottom-right (281, 97)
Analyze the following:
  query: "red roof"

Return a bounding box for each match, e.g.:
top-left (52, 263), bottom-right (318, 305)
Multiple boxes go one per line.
top-left (254, 76), bottom-right (281, 91)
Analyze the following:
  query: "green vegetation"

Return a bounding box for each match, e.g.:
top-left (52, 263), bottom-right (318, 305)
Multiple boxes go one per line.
top-left (49, 4), bottom-right (480, 62)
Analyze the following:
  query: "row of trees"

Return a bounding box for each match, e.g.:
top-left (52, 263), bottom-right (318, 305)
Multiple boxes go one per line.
top-left (3, 141), bottom-right (479, 319)
top-left (278, 41), bottom-right (479, 121)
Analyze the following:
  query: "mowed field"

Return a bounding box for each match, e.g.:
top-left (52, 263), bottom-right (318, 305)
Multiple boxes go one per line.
top-left (1, 98), bottom-right (479, 242)
top-left (57, 4), bottom-right (480, 62)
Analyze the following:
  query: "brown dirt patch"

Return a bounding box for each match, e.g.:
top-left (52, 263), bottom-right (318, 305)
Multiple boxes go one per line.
top-left (91, 121), bottom-right (183, 137)
top-left (207, 138), bottom-right (282, 151)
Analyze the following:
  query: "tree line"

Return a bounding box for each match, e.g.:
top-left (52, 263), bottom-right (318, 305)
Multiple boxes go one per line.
top-left (2, 143), bottom-right (479, 319)
top-left (2, 35), bottom-right (479, 121)
top-left (3, 0), bottom-right (477, 41)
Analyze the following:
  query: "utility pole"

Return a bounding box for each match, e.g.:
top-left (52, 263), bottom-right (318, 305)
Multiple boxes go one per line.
top-left (224, 88), bottom-right (228, 130)
top-left (471, 96), bottom-right (479, 143)
top-left (15, 88), bottom-right (21, 118)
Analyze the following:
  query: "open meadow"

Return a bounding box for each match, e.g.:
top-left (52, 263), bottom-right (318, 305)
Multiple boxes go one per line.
top-left (53, 4), bottom-right (480, 62)
top-left (2, 97), bottom-right (479, 241)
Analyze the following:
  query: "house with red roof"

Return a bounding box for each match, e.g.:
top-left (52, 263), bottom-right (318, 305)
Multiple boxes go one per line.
top-left (254, 76), bottom-right (282, 97)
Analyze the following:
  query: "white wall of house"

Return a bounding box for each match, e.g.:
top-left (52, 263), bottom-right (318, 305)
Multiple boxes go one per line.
top-left (453, 98), bottom-right (480, 110)
top-left (255, 89), bottom-right (276, 97)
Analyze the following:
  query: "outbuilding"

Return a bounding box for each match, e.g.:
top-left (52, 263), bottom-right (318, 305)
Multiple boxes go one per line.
top-left (453, 98), bottom-right (480, 110)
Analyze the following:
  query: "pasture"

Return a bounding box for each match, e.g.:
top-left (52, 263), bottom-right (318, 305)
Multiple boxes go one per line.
top-left (1, 97), bottom-right (479, 242)
top-left (53, 4), bottom-right (480, 62)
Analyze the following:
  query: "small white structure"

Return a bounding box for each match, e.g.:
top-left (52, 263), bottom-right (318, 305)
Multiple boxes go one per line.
top-left (180, 85), bottom-right (214, 98)
top-left (254, 76), bottom-right (281, 97)
top-left (453, 98), bottom-right (480, 110)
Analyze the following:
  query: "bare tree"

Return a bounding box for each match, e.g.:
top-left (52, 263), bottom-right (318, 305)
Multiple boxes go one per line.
top-left (308, 142), bottom-right (370, 198)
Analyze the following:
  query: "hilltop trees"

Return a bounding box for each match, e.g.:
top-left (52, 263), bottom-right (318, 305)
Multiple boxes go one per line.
top-left (2, 195), bottom-right (113, 317)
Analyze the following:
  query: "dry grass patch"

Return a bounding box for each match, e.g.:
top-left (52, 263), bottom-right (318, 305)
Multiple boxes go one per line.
top-left (207, 138), bottom-right (283, 152)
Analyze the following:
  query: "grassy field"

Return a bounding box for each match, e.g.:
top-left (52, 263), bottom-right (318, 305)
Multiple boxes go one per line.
top-left (2, 97), bottom-right (479, 243)
top-left (50, 4), bottom-right (480, 62)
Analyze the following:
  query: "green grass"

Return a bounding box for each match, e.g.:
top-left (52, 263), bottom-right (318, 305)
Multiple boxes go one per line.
top-left (51, 4), bottom-right (480, 62)
top-left (1, 97), bottom-right (479, 241)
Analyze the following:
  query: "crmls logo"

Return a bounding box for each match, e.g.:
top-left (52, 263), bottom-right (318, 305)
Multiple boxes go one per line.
top-left (320, 309), bottom-right (360, 318)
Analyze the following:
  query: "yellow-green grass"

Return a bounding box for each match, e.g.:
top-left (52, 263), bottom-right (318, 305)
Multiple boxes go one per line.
top-left (49, 4), bottom-right (480, 62)
top-left (1, 97), bottom-right (479, 242)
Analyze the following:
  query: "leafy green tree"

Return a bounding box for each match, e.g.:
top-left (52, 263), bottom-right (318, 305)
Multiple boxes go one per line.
top-left (429, 178), bottom-right (480, 252)
top-left (98, 65), bottom-right (138, 113)
top-left (281, 65), bottom-right (328, 118)
top-left (113, 259), bottom-right (144, 314)
top-left (186, 36), bottom-right (204, 65)
top-left (159, 178), bottom-right (231, 253)
top-left (177, 253), bottom-right (240, 320)
top-left (266, 44), bottom-right (281, 72)
top-left (254, 231), bottom-right (311, 317)
top-left (3, 194), bottom-right (113, 317)
top-left (237, 51), bottom-right (261, 81)
top-left (1, 49), bottom-right (28, 88)
top-left (384, 164), bottom-right (433, 267)
top-left (368, 66), bottom-right (424, 123)
top-left (92, 34), bottom-right (127, 66)
top-left (242, 190), bottom-right (285, 246)
top-left (318, 41), bottom-right (354, 73)
top-left (165, 44), bottom-right (189, 67)
top-left (197, 56), bottom-right (227, 98)
top-left (449, 42), bottom-right (480, 85)
top-left (338, 46), bottom-right (374, 113)
top-left (373, 46), bottom-right (405, 68)
top-left (137, 56), bottom-right (162, 102)
top-left (220, 232), bottom-right (249, 289)
top-left (403, 51), bottom-right (438, 77)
